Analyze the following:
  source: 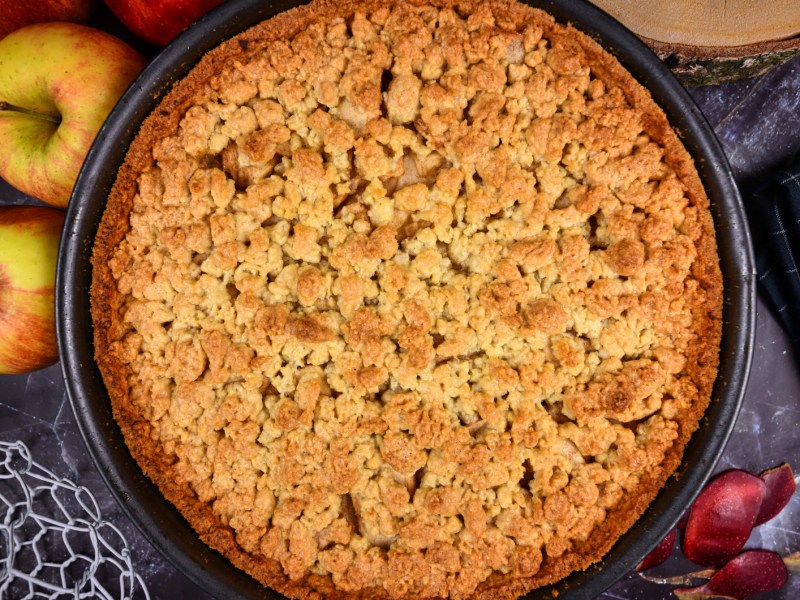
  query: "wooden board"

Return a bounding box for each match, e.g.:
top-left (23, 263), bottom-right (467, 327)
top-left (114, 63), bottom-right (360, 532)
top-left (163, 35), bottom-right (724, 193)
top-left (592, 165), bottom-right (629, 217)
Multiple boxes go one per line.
top-left (591, 0), bottom-right (800, 85)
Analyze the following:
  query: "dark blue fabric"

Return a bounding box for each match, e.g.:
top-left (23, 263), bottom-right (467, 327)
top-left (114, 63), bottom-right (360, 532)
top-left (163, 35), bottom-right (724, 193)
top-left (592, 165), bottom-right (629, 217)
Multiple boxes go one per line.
top-left (747, 165), bottom-right (800, 349)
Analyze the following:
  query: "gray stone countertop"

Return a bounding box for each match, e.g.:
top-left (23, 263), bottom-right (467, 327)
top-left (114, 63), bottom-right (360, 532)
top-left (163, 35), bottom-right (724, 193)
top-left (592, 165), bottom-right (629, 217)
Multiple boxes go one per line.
top-left (1, 37), bottom-right (799, 600)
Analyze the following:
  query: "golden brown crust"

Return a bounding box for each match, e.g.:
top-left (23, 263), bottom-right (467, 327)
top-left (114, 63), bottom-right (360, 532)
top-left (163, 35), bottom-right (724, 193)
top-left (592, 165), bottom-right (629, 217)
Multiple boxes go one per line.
top-left (91, 0), bottom-right (722, 598)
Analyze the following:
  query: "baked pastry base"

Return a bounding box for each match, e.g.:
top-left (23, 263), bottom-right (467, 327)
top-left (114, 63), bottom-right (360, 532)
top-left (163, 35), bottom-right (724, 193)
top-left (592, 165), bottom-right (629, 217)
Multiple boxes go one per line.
top-left (92, 0), bottom-right (722, 597)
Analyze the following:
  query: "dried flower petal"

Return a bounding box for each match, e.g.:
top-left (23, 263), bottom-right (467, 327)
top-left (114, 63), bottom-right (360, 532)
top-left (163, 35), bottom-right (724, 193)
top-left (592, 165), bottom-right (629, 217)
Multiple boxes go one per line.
top-left (683, 470), bottom-right (765, 567)
top-left (755, 464), bottom-right (796, 525)
top-left (674, 550), bottom-right (788, 600)
top-left (637, 528), bottom-right (677, 572)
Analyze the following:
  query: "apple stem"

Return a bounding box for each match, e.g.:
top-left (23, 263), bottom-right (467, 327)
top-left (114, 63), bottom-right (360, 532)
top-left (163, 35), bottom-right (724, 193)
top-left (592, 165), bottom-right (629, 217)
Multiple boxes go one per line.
top-left (0, 101), bottom-right (61, 124)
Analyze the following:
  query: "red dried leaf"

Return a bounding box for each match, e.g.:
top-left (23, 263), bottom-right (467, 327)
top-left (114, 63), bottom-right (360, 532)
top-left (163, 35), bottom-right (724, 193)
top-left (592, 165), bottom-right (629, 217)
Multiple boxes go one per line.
top-left (683, 470), bottom-right (766, 567)
top-left (637, 528), bottom-right (677, 572)
top-left (674, 550), bottom-right (788, 600)
top-left (755, 463), bottom-right (796, 525)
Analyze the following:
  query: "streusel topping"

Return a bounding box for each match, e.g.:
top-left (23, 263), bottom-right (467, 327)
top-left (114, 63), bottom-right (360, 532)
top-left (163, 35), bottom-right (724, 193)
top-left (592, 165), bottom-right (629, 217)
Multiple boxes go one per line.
top-left (96, 1), bottom-right (721, 597)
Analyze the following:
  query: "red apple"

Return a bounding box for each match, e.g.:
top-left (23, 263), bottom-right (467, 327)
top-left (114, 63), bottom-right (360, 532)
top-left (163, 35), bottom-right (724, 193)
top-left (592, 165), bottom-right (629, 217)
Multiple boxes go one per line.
top-left (0, 206), bottom-right (64, 374)
top-left (0, 23), bottom-right (146, 208)
top-left (103, 0), bottom-right (225, 47)
top-left (0, 0), bottom-right (95, 41)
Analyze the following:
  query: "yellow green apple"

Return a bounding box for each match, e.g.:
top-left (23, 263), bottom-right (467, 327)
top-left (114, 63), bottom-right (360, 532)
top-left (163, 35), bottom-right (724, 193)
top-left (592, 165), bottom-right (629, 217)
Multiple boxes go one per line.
top-left (0, 206), bottom-right (64, 374)
top-left (0, 23), bottom-right (145, 208)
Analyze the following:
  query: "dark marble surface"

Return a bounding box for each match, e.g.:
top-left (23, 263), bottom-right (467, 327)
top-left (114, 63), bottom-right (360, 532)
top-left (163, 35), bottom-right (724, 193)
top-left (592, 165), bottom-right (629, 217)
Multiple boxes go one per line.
top-left (2, 34), bottom-right (800, 600)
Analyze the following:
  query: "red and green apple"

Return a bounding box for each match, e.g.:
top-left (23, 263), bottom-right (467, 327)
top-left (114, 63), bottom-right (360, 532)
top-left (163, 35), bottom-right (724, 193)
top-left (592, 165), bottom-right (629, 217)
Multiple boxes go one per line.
top-left (0, 0), bottom-right (95, 41)
top-left (103, 0), bottom-right (225, 47)
top-left (0, 23), bottom-right (145, 208)
top-left (0, 206), bottom-right (64, 374)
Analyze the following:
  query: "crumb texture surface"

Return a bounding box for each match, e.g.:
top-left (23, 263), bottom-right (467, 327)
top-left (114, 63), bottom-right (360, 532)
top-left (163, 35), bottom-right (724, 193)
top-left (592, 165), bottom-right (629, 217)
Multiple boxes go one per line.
top-left (91, 1), bottom-right (722, 597)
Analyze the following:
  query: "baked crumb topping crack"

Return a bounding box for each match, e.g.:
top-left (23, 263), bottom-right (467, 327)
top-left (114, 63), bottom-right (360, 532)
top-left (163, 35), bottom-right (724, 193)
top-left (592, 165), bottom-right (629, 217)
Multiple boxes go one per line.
top-left (91, 1), bottom-right (722, 598)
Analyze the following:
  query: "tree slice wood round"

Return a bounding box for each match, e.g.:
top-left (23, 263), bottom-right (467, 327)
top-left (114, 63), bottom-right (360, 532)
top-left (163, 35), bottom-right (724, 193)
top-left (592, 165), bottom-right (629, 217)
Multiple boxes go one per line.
top-left (591, 0), bottom-right (800, 85)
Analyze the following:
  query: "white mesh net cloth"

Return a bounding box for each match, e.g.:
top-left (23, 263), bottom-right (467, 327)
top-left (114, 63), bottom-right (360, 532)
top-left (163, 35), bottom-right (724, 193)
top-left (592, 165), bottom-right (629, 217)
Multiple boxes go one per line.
top-left (0, 440), bottom-right (149, 599)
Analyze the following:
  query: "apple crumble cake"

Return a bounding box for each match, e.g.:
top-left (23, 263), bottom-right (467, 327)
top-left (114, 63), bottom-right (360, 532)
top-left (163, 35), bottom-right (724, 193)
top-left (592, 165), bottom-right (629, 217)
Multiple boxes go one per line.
top-left (91, 0), bottom-right (722, 597)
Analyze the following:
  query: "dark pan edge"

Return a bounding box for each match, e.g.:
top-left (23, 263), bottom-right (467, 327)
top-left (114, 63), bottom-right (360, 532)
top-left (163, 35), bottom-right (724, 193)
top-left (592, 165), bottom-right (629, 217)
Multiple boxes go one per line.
top-left (55, 0), bottom-right (755, 599)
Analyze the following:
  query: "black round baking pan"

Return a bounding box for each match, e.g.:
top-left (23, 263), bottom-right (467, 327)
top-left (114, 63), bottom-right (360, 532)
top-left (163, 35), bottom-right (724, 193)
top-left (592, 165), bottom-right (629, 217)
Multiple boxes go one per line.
top-left (55, 0), bottom-right (756, 598)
